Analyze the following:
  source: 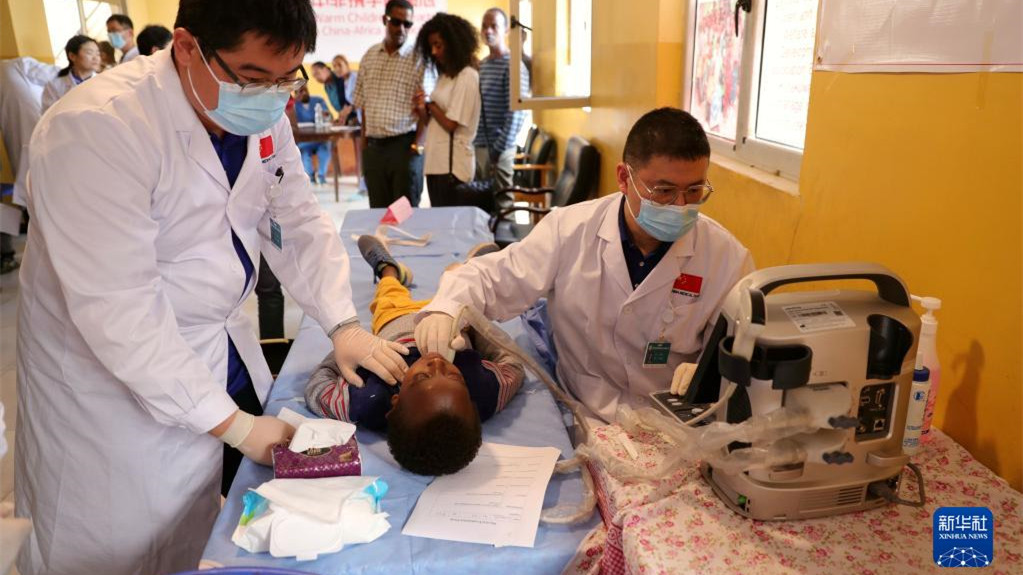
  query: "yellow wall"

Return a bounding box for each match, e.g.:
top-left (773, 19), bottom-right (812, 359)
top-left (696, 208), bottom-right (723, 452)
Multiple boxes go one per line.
top-left (537, 0), bottom-right (1022, 489)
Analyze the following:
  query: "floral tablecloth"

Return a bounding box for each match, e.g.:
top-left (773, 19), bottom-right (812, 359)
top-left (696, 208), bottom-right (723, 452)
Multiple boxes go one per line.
top-left (564, 427), bottom-right (1021, 575)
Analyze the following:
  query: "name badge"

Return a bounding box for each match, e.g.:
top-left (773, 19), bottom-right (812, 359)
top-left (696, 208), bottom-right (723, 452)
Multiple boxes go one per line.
top-left (643, 341), bottom-right (671, 367)
top-left (270, 218), bottom-right (283, 250)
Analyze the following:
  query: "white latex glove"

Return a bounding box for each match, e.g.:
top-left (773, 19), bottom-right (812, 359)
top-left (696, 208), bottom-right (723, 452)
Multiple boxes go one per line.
top-left (332, 324), bottom-right (409, 386)
top-left (216, 411), bottom-right (295, 466)
top-left (414, 312), bottom-right (466, 360)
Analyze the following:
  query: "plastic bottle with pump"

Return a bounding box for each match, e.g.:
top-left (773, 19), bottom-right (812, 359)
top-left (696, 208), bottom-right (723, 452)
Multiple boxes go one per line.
top-left (911, 294), bottom-right (941, 442)
top-left (903, 350), bottom-right (930, 455)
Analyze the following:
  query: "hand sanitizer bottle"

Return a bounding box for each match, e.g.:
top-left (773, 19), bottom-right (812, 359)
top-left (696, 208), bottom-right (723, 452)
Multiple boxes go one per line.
top-left (911, 295), bottom-right (941, 442)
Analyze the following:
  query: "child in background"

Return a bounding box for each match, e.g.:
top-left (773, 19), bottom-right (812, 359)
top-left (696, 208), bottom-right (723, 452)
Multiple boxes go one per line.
top-left (305, 237), bottom-right (521, 475)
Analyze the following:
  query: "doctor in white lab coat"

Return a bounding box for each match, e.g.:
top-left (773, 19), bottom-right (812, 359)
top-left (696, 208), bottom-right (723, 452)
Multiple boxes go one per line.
top-left (417, 108), bottom-right (754, 425)
top-left (15, 2), bottom-right (408, 574)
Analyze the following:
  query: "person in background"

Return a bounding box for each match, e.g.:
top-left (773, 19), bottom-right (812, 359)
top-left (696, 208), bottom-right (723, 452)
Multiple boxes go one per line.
top-left (292, 84), bottom-right (333, 184)
top-left (106, 13), bottom-right (139, 63)
top-left (474, 7), bottom-right (530, 194)
top-left (0, 56), bottom-right (58, 273)
top-left (136, 24), bottom-right (173, 56)
top-left (353, 0), bottom-right (427, 208)
top-left (330, 54), bottom-right (366, 192)
top-left (41, 35), bottom-right (101, 112)
top-left (97, 40), bottom-right (116, 71)
top-left (413, 12), bottom-right (481, 207)
top-left (310, 57), bottom-right (357, 124)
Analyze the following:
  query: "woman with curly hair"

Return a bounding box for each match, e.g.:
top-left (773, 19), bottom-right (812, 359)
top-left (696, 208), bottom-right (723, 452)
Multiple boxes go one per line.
top-left (413, 12), bottom-right (481, 207)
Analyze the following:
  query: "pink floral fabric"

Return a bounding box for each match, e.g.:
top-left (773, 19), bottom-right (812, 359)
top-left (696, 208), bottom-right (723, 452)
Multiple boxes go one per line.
top-left (563, 427), bottom-right (1021, 575)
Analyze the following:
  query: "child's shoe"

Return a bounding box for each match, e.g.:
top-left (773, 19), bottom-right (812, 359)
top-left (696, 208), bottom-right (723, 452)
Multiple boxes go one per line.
top-left (357, 235), bottom-right (413, 287)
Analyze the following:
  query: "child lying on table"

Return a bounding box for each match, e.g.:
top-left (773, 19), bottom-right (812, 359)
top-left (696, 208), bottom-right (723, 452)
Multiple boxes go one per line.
top-left (305, 236), bottom-right (524, 476)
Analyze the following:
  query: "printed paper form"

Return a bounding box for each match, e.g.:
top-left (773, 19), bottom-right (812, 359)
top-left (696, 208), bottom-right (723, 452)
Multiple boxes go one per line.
top-left (402, 442), bottom-right (561, 547)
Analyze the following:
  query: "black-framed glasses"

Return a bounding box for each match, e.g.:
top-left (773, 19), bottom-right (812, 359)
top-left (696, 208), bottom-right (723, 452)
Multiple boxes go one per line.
top-left (385, 15), bottom-right (414, 29)
top-left (208, 49), bottom-right (308, 94)
top-left (627, 164), bottom-right (714, 206)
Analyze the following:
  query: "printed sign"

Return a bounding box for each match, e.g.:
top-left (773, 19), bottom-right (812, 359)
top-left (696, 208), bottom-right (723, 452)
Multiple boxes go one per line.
top-left (308, 0), bottom-right (446, 65)
top-left (782, 301), bottom-right (855, 333)
top-left (933, 507), bottom-right (994, 567)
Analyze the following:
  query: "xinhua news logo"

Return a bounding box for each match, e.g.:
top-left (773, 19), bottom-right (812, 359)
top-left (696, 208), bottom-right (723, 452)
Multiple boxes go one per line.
top-left (933, 507), bottom-right (994, 568)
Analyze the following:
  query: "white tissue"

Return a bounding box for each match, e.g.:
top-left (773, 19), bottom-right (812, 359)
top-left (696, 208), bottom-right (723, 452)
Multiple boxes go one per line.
top-left (276, 407), bottom-right (356, 452)
top-left (236, 477), bottom-right (391, 561)
top-left (254, 476), bottom-right (375, 523)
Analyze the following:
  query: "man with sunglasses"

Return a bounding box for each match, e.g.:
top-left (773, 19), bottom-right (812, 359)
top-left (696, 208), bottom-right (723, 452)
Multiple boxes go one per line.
top-left (353, 0), bottom-right (429, 208)
top-left (416, 108), bottom-right (754, 428)
top-left (16, 2), bottom-right (409, 574)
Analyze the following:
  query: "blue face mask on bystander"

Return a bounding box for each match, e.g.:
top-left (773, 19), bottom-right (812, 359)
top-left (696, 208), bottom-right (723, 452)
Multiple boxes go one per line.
top-left (109, 31), bottom-right (126, 50)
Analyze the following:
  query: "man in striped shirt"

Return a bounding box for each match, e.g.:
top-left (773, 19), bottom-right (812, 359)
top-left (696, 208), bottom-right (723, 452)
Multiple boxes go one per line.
top-left (305, 236), bottom-right (524, 475)
top-left (353, 0), bottom-right (428, 208)
top-left (474, 7), bottom-right (530, 192)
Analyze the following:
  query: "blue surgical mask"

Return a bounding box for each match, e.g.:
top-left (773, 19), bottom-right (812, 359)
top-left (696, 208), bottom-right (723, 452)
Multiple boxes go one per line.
top-left (187, 47), bottom-right (290, 136)
top-left (109, 31), bottom-right (126, 50)
top-left (626, 192), bottom-right (700, 242)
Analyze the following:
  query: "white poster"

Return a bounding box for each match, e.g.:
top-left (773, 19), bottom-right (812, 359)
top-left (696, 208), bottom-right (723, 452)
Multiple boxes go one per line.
top-left (815, 0), bottom-right (1023, 73)
top-left (308, 0), bottom-right (447, 65)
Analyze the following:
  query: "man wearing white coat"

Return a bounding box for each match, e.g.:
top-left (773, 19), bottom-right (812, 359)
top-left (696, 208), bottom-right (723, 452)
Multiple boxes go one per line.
top-left (15, 2), bottom-right (408, 574)
top-left (417, 108), bottom-right (754, 425)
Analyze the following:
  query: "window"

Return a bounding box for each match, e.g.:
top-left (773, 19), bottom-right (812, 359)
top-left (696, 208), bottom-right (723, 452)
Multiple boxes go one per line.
top-left (510, 0), bottom-right (592, 110)
top-left (43, 0), bottom-right (124, 67)
top-left (684, 0), bottom-right (819, 180)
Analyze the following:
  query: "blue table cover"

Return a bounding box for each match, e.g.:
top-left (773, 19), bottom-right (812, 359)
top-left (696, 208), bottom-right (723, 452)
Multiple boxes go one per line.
top-left (201, 207), bottom-right (598, 574)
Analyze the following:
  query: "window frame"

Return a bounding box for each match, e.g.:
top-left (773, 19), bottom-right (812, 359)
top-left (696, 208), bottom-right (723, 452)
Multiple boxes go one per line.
top-left (682, 0), bottom-right (814, 181)
top-left (46, 0), bottom-right (126, 66)
top-left (509, 0), bottom-right (592, 111)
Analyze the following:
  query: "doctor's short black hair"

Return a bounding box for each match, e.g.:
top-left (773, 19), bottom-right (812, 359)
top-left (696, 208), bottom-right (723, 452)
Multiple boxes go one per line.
top-left (106, 14), bottom-right (134, 30)
top-left (623, 107), bottom-right (710, 167)
top-left (175, 0), bottom-right (317, 56)
top-left (386, 406), bottom-right (482, 476)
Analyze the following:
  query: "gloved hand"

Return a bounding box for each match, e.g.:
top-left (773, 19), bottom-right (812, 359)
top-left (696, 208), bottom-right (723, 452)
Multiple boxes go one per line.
top-left (414, 312), bottom-right (467, 360)
top-left (215, 411), bottom-right (295, 466)
top-left (332, 323), bottom-right (409, 386)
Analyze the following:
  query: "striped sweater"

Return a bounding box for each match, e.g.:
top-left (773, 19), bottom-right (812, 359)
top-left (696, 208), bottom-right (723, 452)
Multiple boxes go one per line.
top-left (304, 314), bottom-right (524, 430)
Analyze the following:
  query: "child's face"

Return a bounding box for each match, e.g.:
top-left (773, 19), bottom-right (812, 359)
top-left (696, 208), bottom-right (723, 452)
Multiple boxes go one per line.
top-left (388, 353), bottom-right (474, 424)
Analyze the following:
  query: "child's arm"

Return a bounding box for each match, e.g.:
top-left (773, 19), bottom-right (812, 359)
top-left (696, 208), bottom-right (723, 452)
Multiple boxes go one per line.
top-left (469, 327), bottom-right (526, 413)
top-left (304, 352), bottom-right (353, 422)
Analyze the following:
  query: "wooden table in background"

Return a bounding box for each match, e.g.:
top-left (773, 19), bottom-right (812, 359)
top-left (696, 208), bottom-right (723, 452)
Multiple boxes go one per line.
top-left (292, 125), bottom-right (361, 201)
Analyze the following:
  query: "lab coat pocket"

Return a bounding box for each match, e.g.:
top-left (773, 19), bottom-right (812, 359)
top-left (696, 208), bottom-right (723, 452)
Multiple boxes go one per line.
top-left (664, 295), bottom-right (705, 360)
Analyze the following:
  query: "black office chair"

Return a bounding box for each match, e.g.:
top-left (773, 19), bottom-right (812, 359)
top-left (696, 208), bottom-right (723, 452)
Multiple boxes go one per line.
top-left (516, 125), bottom-right (539, 163)
top-left (490, 136), bottom-right (600, 247)
top-left (512, 129), bottom-right (556, 189)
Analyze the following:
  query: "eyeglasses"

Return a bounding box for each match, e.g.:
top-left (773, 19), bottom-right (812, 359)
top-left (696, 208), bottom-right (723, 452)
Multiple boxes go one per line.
top-left (626, 164), bottom-right (714, 206)
top-left (208, 49), bottom-right (308, 94)
top-left (386, 15), bottom-right (414, 29)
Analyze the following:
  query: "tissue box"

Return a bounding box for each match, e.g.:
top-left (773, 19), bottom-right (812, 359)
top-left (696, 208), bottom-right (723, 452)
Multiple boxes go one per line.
top-left (272, 436), bottom-right (362, 479)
